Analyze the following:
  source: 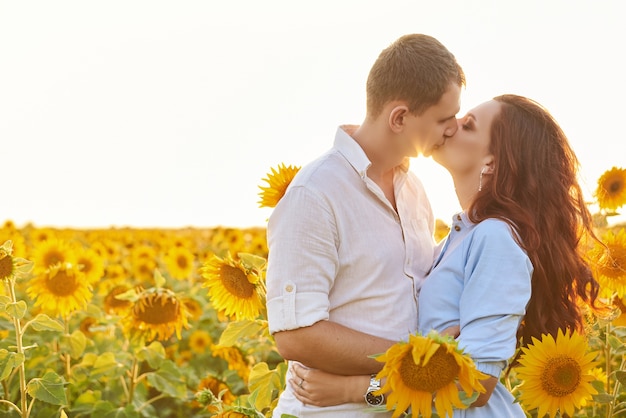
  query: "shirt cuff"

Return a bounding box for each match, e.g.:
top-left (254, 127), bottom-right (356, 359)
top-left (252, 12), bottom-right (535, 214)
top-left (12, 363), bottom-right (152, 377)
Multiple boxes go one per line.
top-left (267, 280), bottom-right (330, 334)
top-left (474, 360), bottom-right (506, 378)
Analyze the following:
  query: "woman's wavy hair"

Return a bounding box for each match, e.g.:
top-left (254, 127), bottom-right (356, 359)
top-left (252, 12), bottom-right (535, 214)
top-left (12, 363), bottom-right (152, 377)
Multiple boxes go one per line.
top-left (467, 94), bottom-right (602, 350)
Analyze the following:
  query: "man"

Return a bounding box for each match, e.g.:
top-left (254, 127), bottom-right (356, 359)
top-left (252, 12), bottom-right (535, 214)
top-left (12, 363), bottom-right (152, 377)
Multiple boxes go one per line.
top-left (266, 33), bottom-right (465, 417)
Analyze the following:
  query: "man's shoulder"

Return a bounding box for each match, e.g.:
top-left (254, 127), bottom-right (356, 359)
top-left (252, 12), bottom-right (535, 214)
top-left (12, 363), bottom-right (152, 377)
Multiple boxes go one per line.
top-left (291, 149), bottom-right (352, 188)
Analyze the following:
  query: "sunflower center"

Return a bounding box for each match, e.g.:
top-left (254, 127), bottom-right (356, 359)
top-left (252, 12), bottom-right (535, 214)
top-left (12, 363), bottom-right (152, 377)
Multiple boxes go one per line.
top-left (46, 270), bottom-right (80, 296)
top-left (43, 250), bottom-right (64, 268)
top-left (541, 356), bottom-right (581, 397)
top-left (399, 346), bottom-right (460, 392)
top-left (135, 294), bottom-right (179, 324)
top-left (609, 180), bottom-right (623, 193)
top-left (177, 255), bottom-right (189, 269)
top-left (0, 255), bottom-right (14, 280)
top-left (219, 265), bottom-right (254, 298)
top-left (78, 258), bottom-right (94, 274)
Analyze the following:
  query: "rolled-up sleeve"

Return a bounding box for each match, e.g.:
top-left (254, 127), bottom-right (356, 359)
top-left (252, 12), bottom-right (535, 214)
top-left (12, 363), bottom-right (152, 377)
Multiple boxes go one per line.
top-left (266, 185), bottom-right (339, 334)
top-left (458, 221), bottom-right (533, 376)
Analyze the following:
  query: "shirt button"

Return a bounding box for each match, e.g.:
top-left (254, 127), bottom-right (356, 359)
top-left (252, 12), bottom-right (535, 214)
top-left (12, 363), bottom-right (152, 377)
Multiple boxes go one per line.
top-left (456, 214), bottom-right (462, 221)
top-left (454, 225), bottom-right (461, 232)
top-left (285, 285), bottom-right (294, 292)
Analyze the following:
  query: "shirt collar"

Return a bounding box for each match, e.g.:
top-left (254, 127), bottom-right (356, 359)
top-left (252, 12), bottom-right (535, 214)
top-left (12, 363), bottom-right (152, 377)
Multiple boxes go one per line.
top-left (334, 125), bottom-right (411, 178)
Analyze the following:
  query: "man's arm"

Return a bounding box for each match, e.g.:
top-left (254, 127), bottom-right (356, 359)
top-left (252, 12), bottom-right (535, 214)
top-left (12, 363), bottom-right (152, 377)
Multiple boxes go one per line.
top-left (273, 320), bottom-right (395, 375)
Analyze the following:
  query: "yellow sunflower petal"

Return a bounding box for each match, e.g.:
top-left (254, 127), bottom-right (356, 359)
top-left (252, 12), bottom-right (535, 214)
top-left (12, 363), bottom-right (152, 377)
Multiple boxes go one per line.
top-left (257, 163), bottom-right (301, 208)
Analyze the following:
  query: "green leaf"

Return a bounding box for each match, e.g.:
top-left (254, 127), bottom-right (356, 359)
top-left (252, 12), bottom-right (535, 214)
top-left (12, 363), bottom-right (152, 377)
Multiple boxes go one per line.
top-left (66, 330), bottom-right (88, 359)
top-left (13, 257), bottom-right (34, 277)
top-left (248, 362), bottom-right (285, 411)
top-left (0, 349), bottom-right (25, 381)
top-left (237, 252), bottom-right (267, 271)
top-left (71, 390), bottom-right (103, 414)
top-left (91, 402), bottom-right (139, 418)
top-left (112, 288), bottom-right (139, 302)
top-left (616, 370), bottom-right (626, 386)
top-left (591, 379), bottom-right (608, 394)
top-left (0, 295), bottom-right (11, 310)
top-left (219, 320), bottom-right (267, 347)
top-left (90, 352), bottom-right (123, 379)
top-left (29, 314), bottom-right (65, 332)
top-left (145, 360), bottom-right (186, 398)
top-left (26, 371), bottom-right (67, 405)
top-left (5, 300), bottom-right (27, 319)
top-left (592, 393), bottom-right (615, 403)
top-left (608, 334), bottom-right (626, 353)
top-left (153, 269), bottom-right (166, 288)
top-left (458, 389), bottom-right (480, 406)
top-left (135, 341), bottom-right (165, 369)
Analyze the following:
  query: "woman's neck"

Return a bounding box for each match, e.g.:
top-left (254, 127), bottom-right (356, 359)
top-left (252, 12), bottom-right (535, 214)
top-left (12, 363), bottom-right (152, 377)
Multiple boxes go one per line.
top-left (452, 176), bottom-right (479, 211)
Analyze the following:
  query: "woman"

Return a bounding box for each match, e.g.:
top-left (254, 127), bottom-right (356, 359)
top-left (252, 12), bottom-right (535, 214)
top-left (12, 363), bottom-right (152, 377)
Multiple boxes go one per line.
top-left (286, 95), bottom-right (602, 416)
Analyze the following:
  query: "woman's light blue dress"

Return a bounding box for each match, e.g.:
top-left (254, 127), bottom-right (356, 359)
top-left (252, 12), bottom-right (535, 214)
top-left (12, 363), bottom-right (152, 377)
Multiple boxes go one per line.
top-left (418, 213), bottom-right (533, 417)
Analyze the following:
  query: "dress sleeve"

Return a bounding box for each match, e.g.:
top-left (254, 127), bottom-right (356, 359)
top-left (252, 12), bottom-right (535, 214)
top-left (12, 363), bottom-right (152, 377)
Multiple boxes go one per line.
top-left (457, 220), bottom-right (533, 377)
top-left (265, 184), bottom-right (339, 334)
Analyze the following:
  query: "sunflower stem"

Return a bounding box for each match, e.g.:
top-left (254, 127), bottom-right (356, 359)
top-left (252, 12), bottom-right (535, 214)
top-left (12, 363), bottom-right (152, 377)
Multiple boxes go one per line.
top-left (128, 358), bottom-right (139, 405)
top-left (0, 399), bottom-right (21, 415)
top-left (136, 393), bottom-right (167, 412)
top-left (608, 356), bottom-right (626, 418)
top-left (605, 322), bottom-right (613, 417)
top-left (6, 279), bottom-right (29, 418)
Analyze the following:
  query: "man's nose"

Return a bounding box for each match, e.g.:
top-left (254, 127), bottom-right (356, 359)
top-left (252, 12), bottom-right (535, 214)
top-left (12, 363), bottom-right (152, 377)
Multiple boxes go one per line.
top-left (444, 119), bottom-right (460, 137)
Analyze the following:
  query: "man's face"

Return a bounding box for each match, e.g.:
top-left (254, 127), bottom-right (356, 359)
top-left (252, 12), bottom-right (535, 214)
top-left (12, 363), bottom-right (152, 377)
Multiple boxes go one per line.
top-left (403, 82), bottom-right (462, 157)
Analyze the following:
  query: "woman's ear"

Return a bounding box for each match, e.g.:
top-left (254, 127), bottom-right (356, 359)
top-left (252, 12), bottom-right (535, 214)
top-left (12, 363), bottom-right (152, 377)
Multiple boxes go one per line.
top-left (482, 155), bottom-right (495, 174)
top-left (388, 105), bottom-right (409, 133)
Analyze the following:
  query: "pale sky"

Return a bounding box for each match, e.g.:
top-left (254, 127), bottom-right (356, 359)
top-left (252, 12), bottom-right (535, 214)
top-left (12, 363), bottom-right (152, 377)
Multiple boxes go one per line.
top-left (1, 0), bottom-right (624, 228)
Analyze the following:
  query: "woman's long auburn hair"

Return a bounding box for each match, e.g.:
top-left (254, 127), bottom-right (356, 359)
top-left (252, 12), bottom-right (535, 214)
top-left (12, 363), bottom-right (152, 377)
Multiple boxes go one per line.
top-left (467, 94), bottom-right (601, 350)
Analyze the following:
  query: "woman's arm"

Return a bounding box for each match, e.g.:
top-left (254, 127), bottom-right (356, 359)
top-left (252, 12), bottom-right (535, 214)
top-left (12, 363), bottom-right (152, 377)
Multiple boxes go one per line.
top-left (287, 326), bottom-right (462, 407)
top-left (472, 376), bottom-right (498, 407)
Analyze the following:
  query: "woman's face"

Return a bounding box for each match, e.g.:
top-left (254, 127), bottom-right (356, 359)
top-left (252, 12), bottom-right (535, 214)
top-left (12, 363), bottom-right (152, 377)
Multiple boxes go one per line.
top-left (431, 99), bottom-right (501, 176)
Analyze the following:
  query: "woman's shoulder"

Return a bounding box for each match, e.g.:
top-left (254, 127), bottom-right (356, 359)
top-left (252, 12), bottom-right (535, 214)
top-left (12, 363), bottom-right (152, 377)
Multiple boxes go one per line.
top-left (471, 217), bottom-right (520, 245)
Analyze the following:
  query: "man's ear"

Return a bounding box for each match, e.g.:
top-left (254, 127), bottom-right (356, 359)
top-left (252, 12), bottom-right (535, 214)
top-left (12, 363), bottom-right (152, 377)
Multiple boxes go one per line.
top-left (388, 105), bottom-right (409, 133)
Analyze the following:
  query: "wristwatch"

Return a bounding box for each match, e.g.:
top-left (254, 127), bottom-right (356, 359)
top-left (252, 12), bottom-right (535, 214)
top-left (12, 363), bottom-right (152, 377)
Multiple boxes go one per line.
top-left (364, 374), bottom-right (384, 407)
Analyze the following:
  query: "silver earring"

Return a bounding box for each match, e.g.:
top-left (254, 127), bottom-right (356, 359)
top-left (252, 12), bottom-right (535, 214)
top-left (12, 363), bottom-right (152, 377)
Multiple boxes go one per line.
top-left (478, 167), bottom-right (486, 192)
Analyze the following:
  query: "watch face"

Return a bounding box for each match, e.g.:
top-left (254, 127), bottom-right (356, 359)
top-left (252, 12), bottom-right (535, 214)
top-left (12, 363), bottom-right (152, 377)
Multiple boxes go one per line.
top-left (366, 391), bottom-right (384, 406)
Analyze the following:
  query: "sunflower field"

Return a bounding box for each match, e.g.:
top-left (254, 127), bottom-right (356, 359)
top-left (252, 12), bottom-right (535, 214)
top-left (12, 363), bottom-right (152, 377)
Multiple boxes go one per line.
top-left (0, 165), bottom-right (625, 418)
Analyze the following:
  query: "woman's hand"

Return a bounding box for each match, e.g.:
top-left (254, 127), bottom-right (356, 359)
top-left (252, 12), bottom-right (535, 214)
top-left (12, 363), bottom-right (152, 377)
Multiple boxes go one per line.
top-left (289, 363), bottom-right (370, 407)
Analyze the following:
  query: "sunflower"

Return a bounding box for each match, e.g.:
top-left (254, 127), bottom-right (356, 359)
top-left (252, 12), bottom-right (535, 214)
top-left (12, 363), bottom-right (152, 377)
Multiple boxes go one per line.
top-left (130, 244), bottom-right (158, 281)
top-left (188, 330), bottom-right (213, 354)
top-left (257, 163), bottom-right (300, 208)
top-left (194, 375), bottom-right (236, 412)
top-left (211, 344), bottom-right (250, 382)
top-left (31, 238), bottom-right (77, 273)
top-left (590, 228), bottom-right (626, 297)
top-left (181, 296), bottom-right (203, 321)
top-left (163, 246), bottom-right (195, 280)
top-left (0, 240), bottom-right (33, 282)
top-left (200, 254), bottom-right (265, 321)
top-left (75, 247), bottom-right (105, 285)
top-left (515, 328), bottom-right (599, 418)
top-left (374, 331), bottom-right (487, 418)
top-left (612, 295), bottom-right (626, 327)
top-left (595, 166), bottom-right (626, 211)
top-left (103, 284), bottom-right (133, 315)
top-left (434, 218), bottom-right (451, 243)
top-left (26, 262), bottom-right (93, 318)
top-left (122, 286), bottom-right (190, 342)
